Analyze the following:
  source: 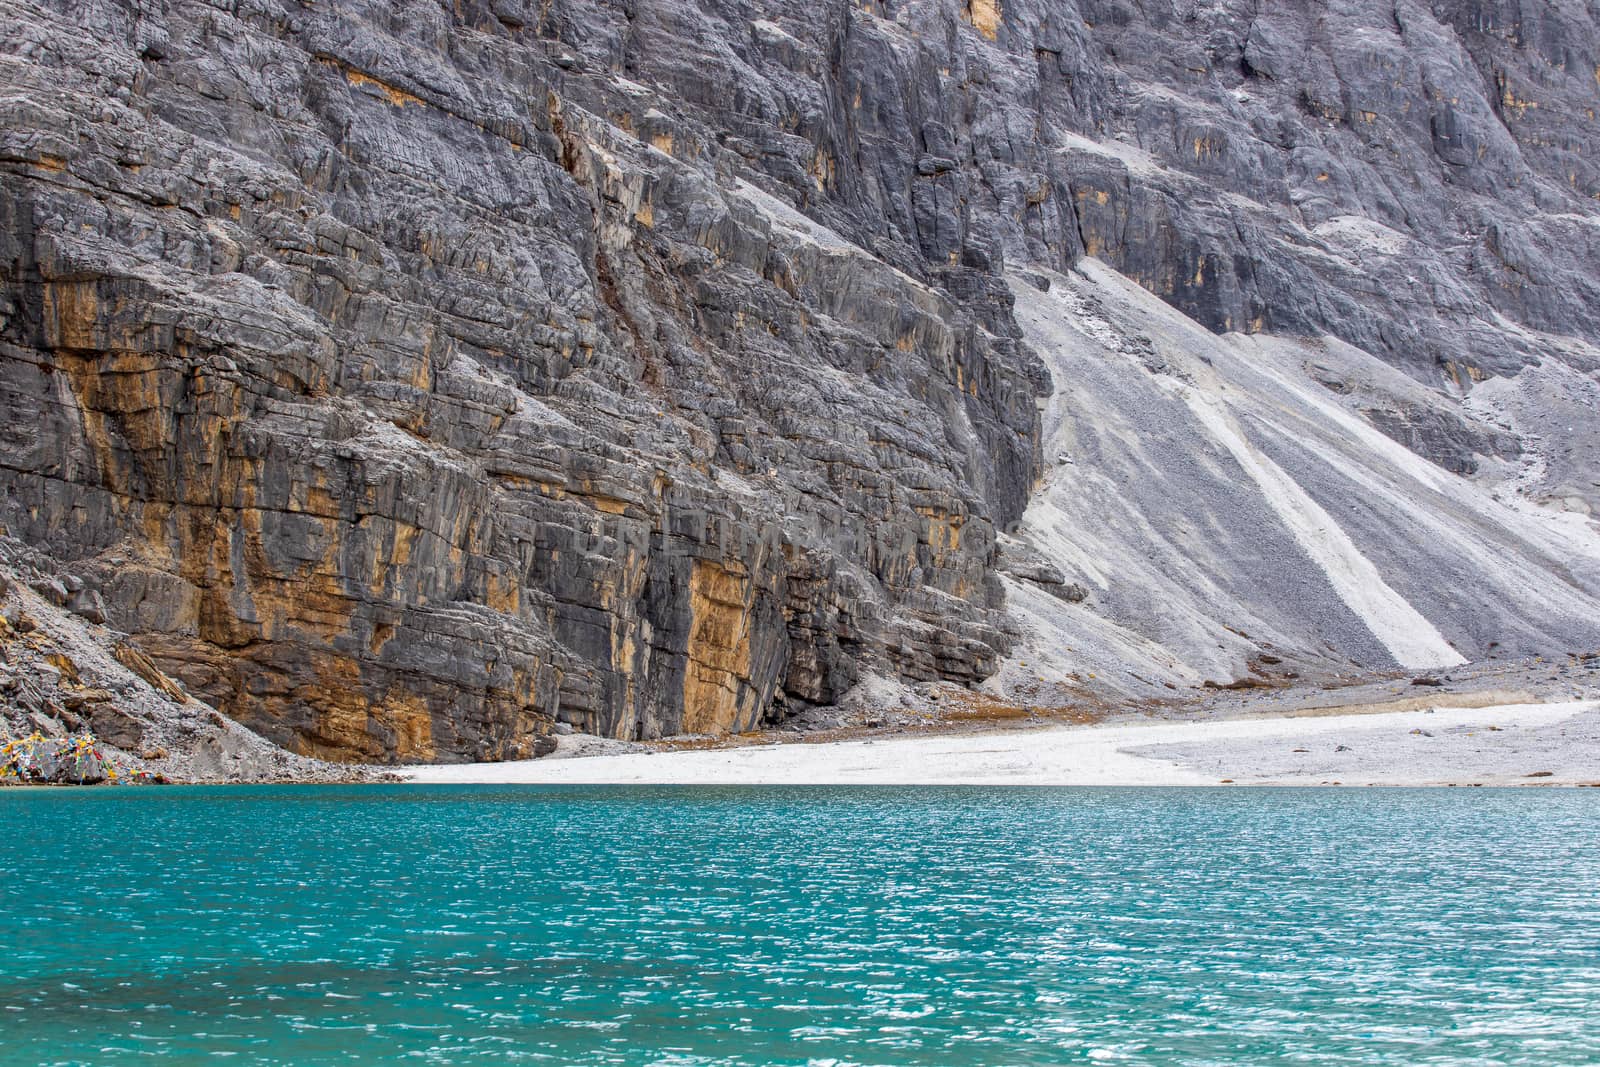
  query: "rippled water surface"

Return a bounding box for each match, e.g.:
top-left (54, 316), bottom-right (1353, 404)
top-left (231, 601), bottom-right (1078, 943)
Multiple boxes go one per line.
top-left (5, 786), bottom-right (1600, 1065)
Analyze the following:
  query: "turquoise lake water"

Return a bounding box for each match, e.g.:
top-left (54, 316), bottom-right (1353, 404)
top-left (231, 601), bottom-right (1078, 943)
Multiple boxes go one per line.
top-left (5, 786), bottom-right (1599, 1066)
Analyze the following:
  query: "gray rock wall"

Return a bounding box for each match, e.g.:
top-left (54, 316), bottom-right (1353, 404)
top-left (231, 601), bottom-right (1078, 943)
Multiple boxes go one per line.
top-left (1, 0), bottom-right (1596, 761)
top-left (0, 0), bottom-right (1045, 761)
top-left (555, 0), bottom-right (1600, 380)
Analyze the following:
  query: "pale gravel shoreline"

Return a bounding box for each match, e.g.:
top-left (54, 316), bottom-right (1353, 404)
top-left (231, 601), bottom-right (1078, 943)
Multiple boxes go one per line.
top-left (403, 700), bottom-right (1600, 788)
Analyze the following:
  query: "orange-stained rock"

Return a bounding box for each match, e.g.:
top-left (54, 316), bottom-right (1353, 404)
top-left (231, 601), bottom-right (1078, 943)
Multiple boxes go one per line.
top-left (0, 0), bottom-right (1050, 761)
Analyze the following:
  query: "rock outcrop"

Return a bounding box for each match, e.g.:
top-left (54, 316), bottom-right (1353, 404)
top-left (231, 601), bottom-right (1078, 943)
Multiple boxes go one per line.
top-left (0, 535), bottom-right (375, 783)
top-left (0, 0), bottom-right (1047, 762)
top-left (1, 0), bottom-right (1597, 761)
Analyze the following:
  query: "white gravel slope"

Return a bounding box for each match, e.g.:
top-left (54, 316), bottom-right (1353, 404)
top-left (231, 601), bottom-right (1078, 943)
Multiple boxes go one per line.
top-left (989, 261), bottom-right (1600, 707)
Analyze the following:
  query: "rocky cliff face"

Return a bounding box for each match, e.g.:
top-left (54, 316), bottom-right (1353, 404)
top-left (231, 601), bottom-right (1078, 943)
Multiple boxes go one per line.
top-left (2, 0), bottom-right (1597, 762)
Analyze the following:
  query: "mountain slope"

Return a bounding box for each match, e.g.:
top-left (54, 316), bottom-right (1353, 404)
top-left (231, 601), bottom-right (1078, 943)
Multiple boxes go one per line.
top-left (0, 0), bottom-right (1596, 761)
top-left (990, 260), bottom-right (1600, 707)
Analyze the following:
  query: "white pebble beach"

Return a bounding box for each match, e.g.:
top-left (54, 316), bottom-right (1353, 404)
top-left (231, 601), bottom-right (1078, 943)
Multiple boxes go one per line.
top-left (405, 699), bottom-right (1600, 788)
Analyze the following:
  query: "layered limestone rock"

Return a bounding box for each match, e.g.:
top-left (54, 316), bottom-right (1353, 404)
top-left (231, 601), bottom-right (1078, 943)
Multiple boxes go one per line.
top-left (0, 0), bottom-right (1044, 762)
top-left (1, 0), bottom-right (1596, 761)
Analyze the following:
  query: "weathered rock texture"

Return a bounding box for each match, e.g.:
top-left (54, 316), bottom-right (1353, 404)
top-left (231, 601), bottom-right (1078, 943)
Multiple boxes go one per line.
top-left (0, 536), bottom-right (378, 783)
top-left (1, 0), bottom-right (1597, 761)
top-left (0, 0), bottom-right (1048, 761)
